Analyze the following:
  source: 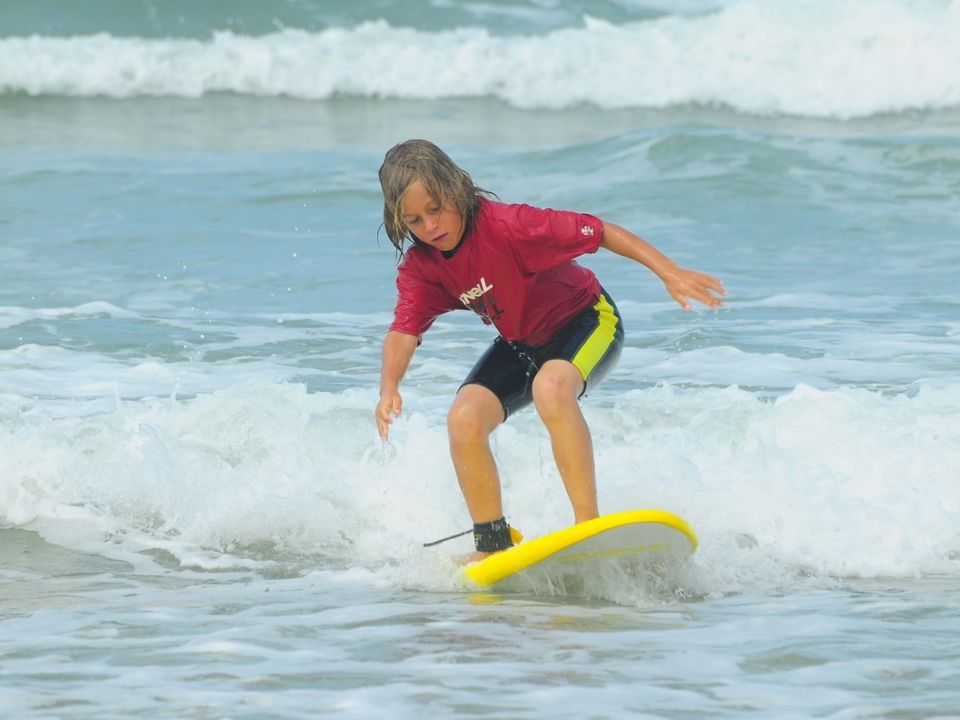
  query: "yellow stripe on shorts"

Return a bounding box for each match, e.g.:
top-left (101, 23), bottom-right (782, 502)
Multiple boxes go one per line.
top-left (571, 293), bottom-right (620, 381)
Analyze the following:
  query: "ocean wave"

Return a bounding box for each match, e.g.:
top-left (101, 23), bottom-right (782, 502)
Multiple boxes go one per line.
top-left (2, 380), bottom-right (958, 584)
top-left (2, 0), bottom-right (959, 118)
top-left (0, 301), bottom-right (138, 330)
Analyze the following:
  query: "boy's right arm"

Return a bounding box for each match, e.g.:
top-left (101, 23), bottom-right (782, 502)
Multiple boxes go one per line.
top-left (376, 331), bottom-right (419, 440)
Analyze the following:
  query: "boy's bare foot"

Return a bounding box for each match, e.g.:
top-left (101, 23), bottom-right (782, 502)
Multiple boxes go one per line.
top-left (456, 550), bottom-right (493, 566)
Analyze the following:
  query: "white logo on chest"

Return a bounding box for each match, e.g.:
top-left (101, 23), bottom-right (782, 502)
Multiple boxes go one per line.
top-left (458, 276), bottom-right (494, 307)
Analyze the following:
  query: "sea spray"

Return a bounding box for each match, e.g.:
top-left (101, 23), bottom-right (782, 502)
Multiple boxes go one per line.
top-left (3, 380), bottom-right (958, 589)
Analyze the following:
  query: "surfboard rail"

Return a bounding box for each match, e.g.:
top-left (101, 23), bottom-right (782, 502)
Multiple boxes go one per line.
top-left (463, 508), bottom-right (697, 587)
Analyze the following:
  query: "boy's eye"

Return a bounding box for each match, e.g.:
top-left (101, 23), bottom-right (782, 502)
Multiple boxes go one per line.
top-left (406, 206), bottom-right (441, 226)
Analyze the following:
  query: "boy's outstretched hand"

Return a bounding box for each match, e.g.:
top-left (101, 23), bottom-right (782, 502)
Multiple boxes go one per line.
top-left (660, 266), bottom-right (726, 311)
top-left (376, 390), bottom-right (403, 440)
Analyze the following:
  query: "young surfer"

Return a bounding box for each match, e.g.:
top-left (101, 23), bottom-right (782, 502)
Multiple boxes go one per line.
top-left (375, 139), bottom-right (725, 559)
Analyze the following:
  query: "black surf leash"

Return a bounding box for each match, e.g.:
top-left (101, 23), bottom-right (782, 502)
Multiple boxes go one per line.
top-left (422, 528), bottom-right (472, 547)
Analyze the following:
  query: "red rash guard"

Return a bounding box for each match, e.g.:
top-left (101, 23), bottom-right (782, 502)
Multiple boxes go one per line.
top-left (389, 198), bottom-right (604, 347)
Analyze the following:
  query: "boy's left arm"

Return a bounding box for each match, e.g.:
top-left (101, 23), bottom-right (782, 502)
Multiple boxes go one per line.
top-left (600, 222), bottom-right (726, 311)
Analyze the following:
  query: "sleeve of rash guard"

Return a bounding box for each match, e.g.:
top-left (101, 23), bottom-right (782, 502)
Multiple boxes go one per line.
top-left (506, 204), bottom-right (604, 273)
top-left (388, 256), bottom-right (460, 340)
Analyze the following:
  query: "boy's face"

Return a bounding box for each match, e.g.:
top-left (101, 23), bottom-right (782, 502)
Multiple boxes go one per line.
top-left (401, 180), bottom-right (464, 252)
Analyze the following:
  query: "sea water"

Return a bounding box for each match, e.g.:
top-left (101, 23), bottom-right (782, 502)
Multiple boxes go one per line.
top-left (2, 1), bottom-right (959, 717)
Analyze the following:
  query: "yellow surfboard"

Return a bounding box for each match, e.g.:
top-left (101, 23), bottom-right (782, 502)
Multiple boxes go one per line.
top-left (463, 509), bottom-right (697, 587)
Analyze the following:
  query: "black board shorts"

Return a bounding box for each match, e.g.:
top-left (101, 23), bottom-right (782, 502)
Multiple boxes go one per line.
top-left (461, 290), bottom-right (624, 420)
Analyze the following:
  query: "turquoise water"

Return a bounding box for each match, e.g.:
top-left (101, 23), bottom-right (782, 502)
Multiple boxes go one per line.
top-left (2, 1), bottom-right (960, 717)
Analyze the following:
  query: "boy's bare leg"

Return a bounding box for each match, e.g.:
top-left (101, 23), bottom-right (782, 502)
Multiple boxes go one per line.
top-left (447, 383), bottom-right (506, 524)
top-left (532, 360), bottom-right (599, 524)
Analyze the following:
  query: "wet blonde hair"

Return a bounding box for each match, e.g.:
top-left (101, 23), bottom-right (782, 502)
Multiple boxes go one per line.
top-left (378, 139), bottom-right (491, 254)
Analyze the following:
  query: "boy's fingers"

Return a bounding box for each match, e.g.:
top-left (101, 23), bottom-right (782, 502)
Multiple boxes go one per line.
top-left (671, 290), bottom-right (692, 311)
top-left (375, 395), bottom-right (403, 440)
top-left (699, 287), bottom-right (724, 307)
top-left (375, 401), bottom-right (391, 438)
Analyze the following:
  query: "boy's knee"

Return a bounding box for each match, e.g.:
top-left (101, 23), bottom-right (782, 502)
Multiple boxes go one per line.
top-left (532, 365), bottom-right (582, 419)
top-left (447, 400), bottom-right (492, 445)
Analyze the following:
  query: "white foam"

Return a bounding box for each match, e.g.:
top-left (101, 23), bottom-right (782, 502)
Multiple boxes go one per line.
top-left (2, 0), bottom-right (959, 118)
top-left (2, 379), bottom-right (958, 593)
top-left (594, 383), bottom-right (960, 583)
